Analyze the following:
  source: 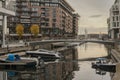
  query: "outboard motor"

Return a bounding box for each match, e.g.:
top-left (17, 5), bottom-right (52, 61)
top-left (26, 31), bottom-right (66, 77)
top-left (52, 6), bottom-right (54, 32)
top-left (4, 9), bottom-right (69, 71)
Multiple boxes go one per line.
top-left (6, 54), bottom-right (15, 61)
top-left (6, 54), bottom-right (21, 61)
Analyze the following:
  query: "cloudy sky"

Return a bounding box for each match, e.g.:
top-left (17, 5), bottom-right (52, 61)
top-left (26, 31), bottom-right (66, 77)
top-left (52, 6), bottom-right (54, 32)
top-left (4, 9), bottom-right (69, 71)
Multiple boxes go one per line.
top-left (67, 0), bottom-right (115, 34)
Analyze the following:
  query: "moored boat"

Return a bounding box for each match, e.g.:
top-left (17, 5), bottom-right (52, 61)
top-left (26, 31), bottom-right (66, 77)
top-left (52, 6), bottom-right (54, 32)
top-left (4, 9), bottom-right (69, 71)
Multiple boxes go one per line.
top-left (91, 58), bottom-right (116, 72)
top-left (26, 49), bottom-right (62, 61)
top-left (0, 54), bottom-right (40, 69)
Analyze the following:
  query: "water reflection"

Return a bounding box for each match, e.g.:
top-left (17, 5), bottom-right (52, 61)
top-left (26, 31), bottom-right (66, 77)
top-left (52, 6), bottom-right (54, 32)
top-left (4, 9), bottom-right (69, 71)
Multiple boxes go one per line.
top-left (78, 43), bottom-right (108, 60)
top-left (96, 69), bottom-right (106, 75)
top-left (73, 43), bottom-right (111, 80)
top-left (0, 43), bottom-right (112, 80)
top-left (0, 60), bottom-right (79, 80)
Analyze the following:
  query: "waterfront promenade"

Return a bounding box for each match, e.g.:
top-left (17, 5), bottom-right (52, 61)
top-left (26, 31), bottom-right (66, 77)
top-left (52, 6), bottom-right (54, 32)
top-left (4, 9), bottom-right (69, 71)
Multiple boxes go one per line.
top-left (0, 40), bottom-right (85, 57)
top-left (0, 39), bottom-right (114, 54)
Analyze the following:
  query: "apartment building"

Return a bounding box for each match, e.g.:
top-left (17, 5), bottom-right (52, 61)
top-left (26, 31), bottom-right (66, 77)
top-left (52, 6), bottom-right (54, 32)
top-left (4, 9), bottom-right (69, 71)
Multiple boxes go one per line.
top-left (108, 0), bottom-right (120, 39)
top-left (8, 0), bottom-right (79, 40)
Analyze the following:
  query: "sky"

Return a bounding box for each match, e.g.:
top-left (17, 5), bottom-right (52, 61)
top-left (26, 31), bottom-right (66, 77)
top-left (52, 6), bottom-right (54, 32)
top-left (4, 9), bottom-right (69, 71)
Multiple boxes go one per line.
top-left (67, 0), bottom-right (115, 34)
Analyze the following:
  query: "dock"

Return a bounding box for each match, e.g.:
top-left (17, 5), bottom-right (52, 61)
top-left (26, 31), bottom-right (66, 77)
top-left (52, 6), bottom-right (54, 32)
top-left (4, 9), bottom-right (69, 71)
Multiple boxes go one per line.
top-left (0, 59), bottom-right (36, 69)
top-left (0, 54), bottom-right (37, 70)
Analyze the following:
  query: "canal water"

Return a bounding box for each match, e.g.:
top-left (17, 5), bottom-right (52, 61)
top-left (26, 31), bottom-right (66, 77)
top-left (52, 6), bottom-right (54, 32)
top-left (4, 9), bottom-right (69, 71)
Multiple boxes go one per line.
top-left (0, 43), bottom-right (111, 80)
top-left (73, 43), bottom-right (111, 80)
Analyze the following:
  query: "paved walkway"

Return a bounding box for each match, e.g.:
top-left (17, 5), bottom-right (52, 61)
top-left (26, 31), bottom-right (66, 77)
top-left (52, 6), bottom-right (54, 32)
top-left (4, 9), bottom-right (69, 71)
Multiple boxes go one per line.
top-left (111, 49), bottom-right (120, 62)
top-left (0, 52), bottom-right (25, 58)
top-left (111, 49), bottom-right (120, 80)
top-left (3, 43), bottom-right (25, 47)
top-left (112, 63), bottom-right (120, 80)
top-left (0, 43), bottom-right (30, 55)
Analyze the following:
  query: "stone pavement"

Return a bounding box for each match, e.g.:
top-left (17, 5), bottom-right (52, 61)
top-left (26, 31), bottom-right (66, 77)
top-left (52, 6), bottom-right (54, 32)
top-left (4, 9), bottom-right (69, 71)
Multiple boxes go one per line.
top-left (112, 63), bottom-right (120, 80)
top-left (111, 49), bottom-right (120, 62)
top-left (111, 49), bottom-right (120, 80)
top-left (0, 43), bottom-right (30, 55)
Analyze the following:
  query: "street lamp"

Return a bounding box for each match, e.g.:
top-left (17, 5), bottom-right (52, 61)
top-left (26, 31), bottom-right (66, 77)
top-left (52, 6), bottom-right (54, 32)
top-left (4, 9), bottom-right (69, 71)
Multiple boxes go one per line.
top-left (6, 28), bottom-right (9, 53)
top-left (2, 0), bottom-right (6, 48)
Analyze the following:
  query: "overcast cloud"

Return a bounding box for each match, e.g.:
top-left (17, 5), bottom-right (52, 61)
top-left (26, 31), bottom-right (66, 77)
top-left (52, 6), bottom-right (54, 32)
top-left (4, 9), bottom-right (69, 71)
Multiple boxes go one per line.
top-left (67, 0), bottom-right (115, 34)
top-left (89, 15), bottom-right (102, 18)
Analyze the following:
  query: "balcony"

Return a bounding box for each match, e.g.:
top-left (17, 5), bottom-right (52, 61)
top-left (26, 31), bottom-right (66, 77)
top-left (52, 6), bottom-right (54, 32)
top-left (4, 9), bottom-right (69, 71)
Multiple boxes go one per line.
top-left (16, 0), bottom-right (27, 3)
top-left (20, 15), bottom-right (31, 18)
top-left (0, 7), bottom-right (15, 16)
top-left (0, 0), bottom-right (15, 16)
top-left (10, 34), bottom-right (42, 36)
top-left (20, 21), bottom-right (31, 24)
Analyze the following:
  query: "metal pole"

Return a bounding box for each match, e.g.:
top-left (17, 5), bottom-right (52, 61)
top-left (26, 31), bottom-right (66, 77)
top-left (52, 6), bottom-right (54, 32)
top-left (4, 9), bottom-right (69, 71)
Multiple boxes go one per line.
top-left (2, 15), bottom-right (6, 47)
top-left (2, 0), bottom-right (7, 48)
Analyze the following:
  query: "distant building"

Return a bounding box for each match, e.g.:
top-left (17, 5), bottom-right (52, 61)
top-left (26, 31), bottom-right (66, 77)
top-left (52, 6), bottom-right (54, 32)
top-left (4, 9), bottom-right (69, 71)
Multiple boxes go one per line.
top-left (8, 0), bottom-right (80, 40)
top-left (108, 0), bottom-right (120, 39)
top-left (78, 34), bottom-right (108, 40)
top-left (73, 13), bottom-right (80, 38)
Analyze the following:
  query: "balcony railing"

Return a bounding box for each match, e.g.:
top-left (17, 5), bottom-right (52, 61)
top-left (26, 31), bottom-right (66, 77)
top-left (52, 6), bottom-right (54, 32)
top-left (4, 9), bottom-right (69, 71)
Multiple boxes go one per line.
top-left (0, 1), bottom-right (15, 16)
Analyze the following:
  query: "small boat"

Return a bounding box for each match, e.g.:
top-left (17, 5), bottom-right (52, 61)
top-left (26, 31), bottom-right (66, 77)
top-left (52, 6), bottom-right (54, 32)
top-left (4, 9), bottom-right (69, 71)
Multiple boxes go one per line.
top-left (96, 69), bottom-right (106, 75)
top-left (0, 54), bottom-right (39, 69)
top-left (91, 58), bottom-right (107, 67)
top-left (92, 58), bottom-right (116, 72)
top-left (92, 63), bottom-right (116, 72)
top-left (26, 49), bottom-right (62, 61)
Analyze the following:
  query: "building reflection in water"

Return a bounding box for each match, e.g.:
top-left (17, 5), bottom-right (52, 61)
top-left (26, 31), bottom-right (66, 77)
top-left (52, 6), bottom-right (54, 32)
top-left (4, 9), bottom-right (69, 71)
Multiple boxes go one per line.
top-left (0, 48), bottom-right (79, 80)
top-left (95, 69), bottom-right (106, 75)
top-left (3, 61), bottom-right (79, 80)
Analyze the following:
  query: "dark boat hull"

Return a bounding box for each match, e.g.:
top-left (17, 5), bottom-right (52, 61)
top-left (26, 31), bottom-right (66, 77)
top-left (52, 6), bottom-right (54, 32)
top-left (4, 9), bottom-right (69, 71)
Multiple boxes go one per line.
top-left (92, 63), bottom-right (116, 72)
top-left (26, 53), bottom-right (60, 61)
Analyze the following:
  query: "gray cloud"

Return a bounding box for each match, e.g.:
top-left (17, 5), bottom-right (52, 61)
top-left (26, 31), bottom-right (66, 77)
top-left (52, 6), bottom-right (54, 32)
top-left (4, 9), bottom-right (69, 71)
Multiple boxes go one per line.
top-left (89, 15), bottom-right (102, 18)
top-left (79, 27), bottom-right (108, 34)
top-left (67, 0), bottom-right (115, 34)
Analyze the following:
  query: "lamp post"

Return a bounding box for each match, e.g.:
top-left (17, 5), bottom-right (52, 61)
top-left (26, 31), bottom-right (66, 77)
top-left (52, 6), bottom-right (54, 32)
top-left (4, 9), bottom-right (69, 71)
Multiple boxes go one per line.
top-left (2, 15), bottom-right (7, 48)
top-left (2, 0), bottom-right (7, 48)
top-left (6, 28), bottom-right (9, 53)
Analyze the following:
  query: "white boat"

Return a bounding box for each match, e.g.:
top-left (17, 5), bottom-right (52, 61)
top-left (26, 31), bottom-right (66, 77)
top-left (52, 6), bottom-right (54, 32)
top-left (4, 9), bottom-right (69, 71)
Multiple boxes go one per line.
top-left (26, 49), bottom-right (62, 61)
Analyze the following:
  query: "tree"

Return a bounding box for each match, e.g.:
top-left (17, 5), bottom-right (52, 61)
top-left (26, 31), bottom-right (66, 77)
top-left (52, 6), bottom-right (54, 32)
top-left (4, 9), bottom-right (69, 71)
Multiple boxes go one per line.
top-left (30, 24), bottom-right (39, 37)
top-left (16, 24), bottom-right (24, 39)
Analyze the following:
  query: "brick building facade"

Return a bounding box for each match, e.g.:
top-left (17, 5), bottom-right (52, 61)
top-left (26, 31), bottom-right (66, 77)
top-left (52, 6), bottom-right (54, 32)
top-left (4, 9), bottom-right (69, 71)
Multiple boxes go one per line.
top-left (8, 0), bottom-right (80, 40)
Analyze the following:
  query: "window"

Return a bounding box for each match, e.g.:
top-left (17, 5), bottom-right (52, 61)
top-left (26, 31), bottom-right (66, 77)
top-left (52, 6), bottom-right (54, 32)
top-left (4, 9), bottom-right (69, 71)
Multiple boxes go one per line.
top-left (45, 0), bottom-right (49, 2)
top-left (116, 16), bottom-right (119, 21)
top-left (49, 3), bottom-right (58, 7)
top-left (46, 23), bottom-right (49, 26)
top-left (53, 19), bottom-right (56, 22)
top-left (31, 13), bottom-right (39, 16)
top-left (31, 3), bottom-right (39, 6)
top-left (52, 8), bottom-right (56, 18)
top-left (52, 23), bottom-right (56, 27)
top-left (32, 8), bottom-right (38, 11)
top-left (113, 17), bottom-right (115, 21)
top-left (45, 3), bottom-right (49, 6)
top-left (40, 3), bottom-right (45, 6)
top-left (117, 22), bottom-right (119, 27)
top-left (52, 0), bottom-right (59, 2)
top-left (113, 22), bottom-right (116, 27)
top-left (46, 18), bottom-right (49, 21)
